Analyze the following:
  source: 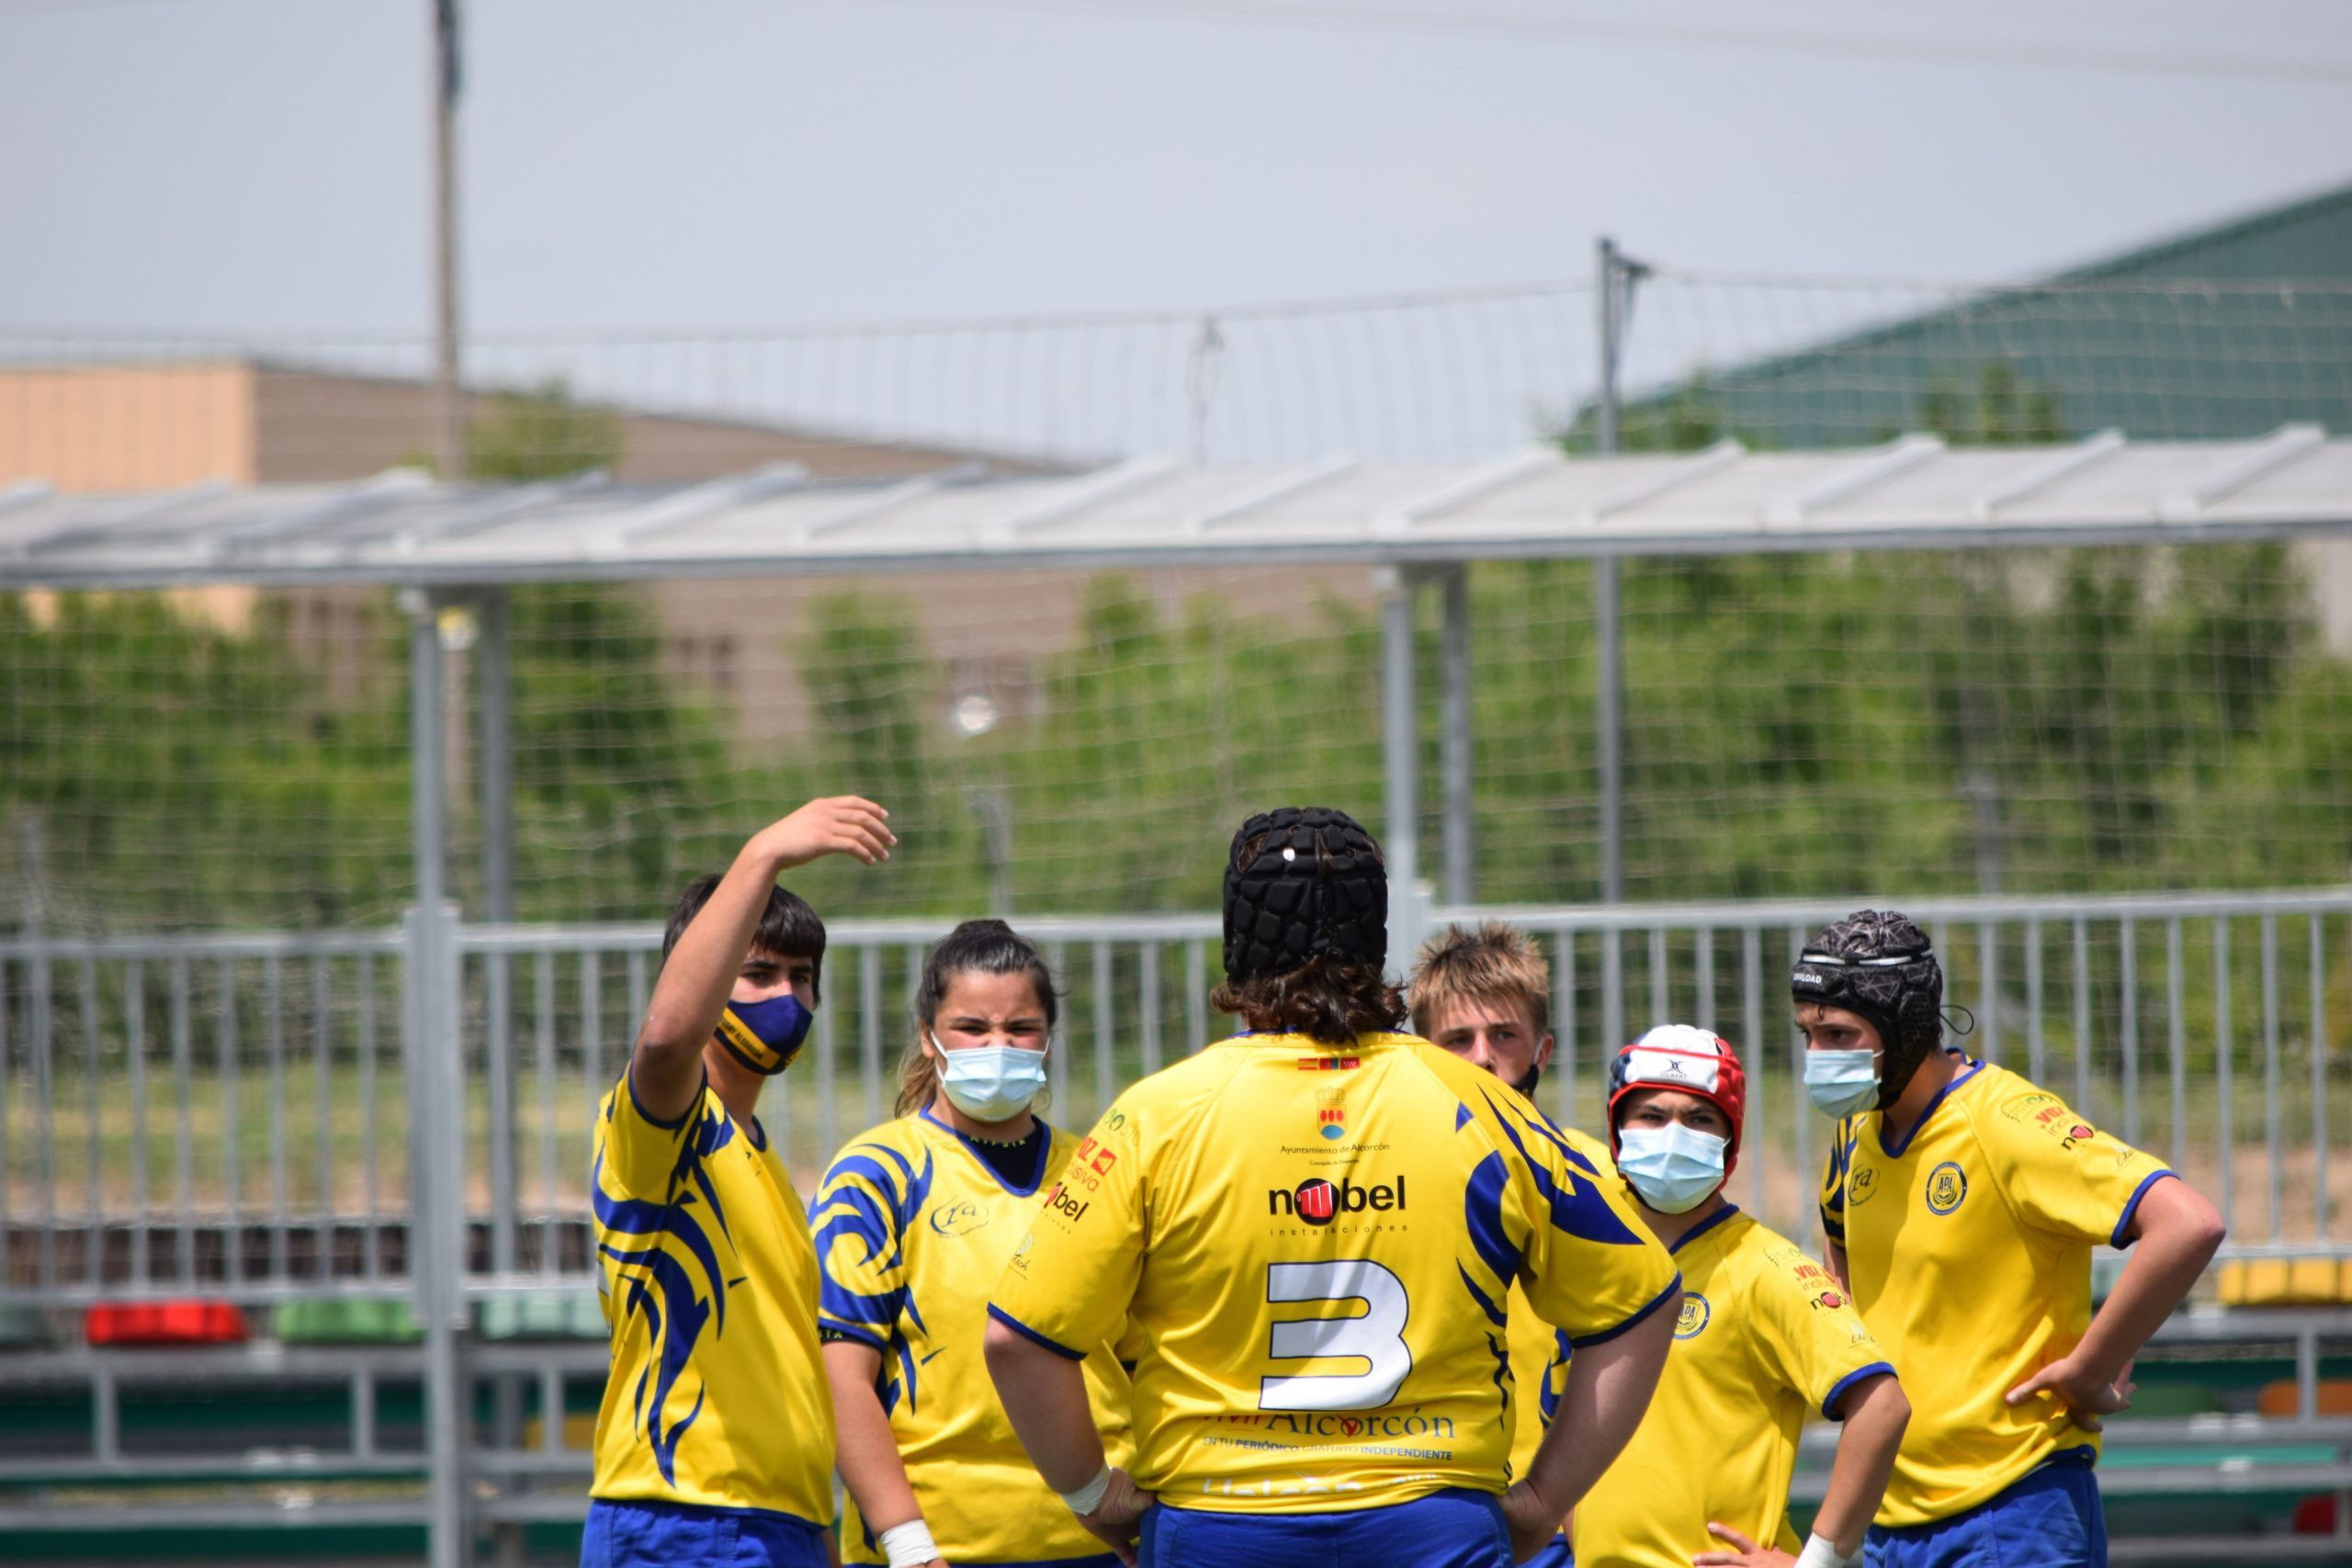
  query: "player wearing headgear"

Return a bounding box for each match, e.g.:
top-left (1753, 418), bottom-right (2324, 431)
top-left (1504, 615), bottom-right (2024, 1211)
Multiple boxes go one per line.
top-left (583, 797), bottom-right (896, 1568)
top-left (1408, 920), bottom-right (1581, 1567)
top-left (814, 919), bottom-right (1134, 1568)
top-left (1571, 1024), bottom-right (1909, 1568)
top-left (1796, 910), bottom-right (2225, 1568)
top-left (985, 807), bottom-right (1680, 1568)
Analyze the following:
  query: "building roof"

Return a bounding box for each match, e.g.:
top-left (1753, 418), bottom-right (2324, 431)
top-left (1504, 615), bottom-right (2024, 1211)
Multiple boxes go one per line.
top-left (1621, 182), bottom-right (2352, 446)
top-left (3, 428), bottom-right (2348, 591)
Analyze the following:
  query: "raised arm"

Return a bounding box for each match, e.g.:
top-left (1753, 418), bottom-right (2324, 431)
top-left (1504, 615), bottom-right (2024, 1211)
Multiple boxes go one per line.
top-left (632, 796), bottom-right (891, 1122)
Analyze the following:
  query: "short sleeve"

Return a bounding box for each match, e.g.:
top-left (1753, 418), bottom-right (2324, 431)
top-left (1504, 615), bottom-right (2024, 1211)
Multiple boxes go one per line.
top-left (1476, 1095), bottom-right (1680, 1348)
top-left (811, 1141), bottom-right (920, 1349)
top-left (1818, 1119), bottom-right (1856, 1248)
top-left (989, 1098), bottom-right (1148, 1359)
top-left (594, 1068), bottom-right (703, 1201)
top-left (1747, 1240), bottom-right (1894, 1421)
top-left (1980, 1089), bottom-right (2177, 1248)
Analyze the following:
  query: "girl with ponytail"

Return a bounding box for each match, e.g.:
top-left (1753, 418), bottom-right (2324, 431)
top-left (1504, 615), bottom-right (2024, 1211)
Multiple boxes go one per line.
top-left (811, 919), bottom-right (1133, 1568)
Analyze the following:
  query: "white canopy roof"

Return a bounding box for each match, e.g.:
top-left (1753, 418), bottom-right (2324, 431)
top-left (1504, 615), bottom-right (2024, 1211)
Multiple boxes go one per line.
top-left (4, 425), bottom-right (2348, 590)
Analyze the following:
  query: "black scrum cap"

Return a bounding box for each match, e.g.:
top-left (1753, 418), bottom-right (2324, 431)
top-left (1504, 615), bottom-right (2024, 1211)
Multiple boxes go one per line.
top-left (1222, 807), bottom-right (1387, 983)
top-left (1790, 908), bottom-right (1946, 1110)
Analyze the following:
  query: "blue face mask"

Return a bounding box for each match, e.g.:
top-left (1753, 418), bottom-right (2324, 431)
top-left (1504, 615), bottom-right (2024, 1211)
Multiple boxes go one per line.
top-left (935, 1036), bottom-right (1050, 1123)
top-left (713, 992), bottom-right (813, 1076)
top-left (1615, 1122), bottom-right (1728, 1214)
top-left (1804, 1048), bottom-right (1881, 1118)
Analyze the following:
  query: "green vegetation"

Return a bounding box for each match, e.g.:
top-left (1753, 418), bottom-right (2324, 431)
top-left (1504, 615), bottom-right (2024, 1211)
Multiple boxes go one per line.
top-left (4, 365), bottom-right (2350, 931)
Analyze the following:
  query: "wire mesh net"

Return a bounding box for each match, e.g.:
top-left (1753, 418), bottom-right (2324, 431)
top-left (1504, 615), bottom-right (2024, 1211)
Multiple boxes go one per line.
top-left (4, 270), bottom-right (2352, 933)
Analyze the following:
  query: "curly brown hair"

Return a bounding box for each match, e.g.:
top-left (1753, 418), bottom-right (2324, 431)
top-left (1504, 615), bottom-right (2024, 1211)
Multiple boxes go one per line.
top-left (1210, 952), bottom-right (1407, 1046)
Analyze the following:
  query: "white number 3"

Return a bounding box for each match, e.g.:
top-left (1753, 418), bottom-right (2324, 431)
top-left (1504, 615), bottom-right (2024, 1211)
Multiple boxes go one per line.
top-left (1259, 1259), bottom-right (1413, 1411)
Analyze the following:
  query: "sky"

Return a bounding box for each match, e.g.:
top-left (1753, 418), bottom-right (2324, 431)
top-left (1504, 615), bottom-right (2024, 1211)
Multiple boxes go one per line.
top-left (1, 0), bottom-right (2348, 457)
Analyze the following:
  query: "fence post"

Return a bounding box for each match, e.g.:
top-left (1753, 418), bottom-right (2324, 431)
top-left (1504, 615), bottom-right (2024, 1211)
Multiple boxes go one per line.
top-left (1378, 568), bottom-right (1430, 972)
top-left (407, 903), bottom-right (469, 1568)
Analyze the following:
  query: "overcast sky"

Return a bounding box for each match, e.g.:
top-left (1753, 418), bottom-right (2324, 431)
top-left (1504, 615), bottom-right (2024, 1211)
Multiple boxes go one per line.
top-left (2, 0), bottom-right (2347, 335)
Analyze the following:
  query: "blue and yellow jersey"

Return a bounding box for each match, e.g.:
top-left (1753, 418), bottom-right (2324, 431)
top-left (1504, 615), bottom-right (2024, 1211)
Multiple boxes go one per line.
top-left (587, 1072), bottom-right (835, 1525)
top-left (989, 1032), bottom-right (1680, 1513)
top-left (1819, 1058), bottom-right (2176, 1528)
top-left (813, 1111), bottom-right (1135, 1565)
top-left (1572, 1206), bottom-right (1894, 1567)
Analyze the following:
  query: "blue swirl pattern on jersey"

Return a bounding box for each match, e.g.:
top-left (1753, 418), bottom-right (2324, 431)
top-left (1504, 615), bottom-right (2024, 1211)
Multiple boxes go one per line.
top-left (592, 1100), bottom-right (741, 1484)
top-left (811, 1142), bottom-right (937, 1414)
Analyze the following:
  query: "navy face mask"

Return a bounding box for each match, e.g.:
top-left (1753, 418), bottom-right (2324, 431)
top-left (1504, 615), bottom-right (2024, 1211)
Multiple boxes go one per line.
top-left (712, 992), bottom-right (813, 1076)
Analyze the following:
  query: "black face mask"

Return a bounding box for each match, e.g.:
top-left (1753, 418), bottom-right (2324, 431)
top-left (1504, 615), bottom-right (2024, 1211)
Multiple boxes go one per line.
top-left (1511, 1064), bottom-right (1543, 1098)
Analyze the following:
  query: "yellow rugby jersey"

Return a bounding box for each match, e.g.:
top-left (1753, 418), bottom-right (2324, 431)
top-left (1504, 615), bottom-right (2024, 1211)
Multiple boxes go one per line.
top-left (1818, 1058), bottom-right (2176, 1528)
top-left (1572, 1206), bottom-right (1894, 1567)
top-left (814, 1111), bottom-right (1136, 1565)
top-left (989, 1032), bottom-right (1680, 1514)
top-left (588, 1072), bottom-right (834, 1524)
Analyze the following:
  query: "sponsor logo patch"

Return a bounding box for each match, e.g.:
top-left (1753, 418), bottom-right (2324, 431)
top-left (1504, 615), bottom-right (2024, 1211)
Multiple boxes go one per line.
top-left (928, 1199), bottom-right (989, 1237)
top-left (1848, 1166), bottom-right (1880, 1207)
top-left (1267, 1175), bottom-right (1408, 1225)
top-left (1298, 1056), bottom-right (1362, 1071)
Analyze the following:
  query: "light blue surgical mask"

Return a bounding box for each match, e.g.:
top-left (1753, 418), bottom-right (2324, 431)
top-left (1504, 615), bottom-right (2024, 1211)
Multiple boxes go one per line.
top-left (1804, 1048), bottom-right (1882, 1119)
top-left (1616, 1122), bottom-right (1728, 1214)
top-left (934, 1036), bottom-right (1049, 1122)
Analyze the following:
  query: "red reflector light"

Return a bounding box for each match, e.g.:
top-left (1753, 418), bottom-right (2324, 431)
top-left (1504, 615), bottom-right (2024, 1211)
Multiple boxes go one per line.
top-left (85, 1300), bottom-right (248, 1347)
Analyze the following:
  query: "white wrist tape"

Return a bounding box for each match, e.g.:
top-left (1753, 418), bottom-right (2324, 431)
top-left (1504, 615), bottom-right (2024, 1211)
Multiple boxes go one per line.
top-left (1059, 1465), bottom-right (1113, 1516)
top-left (877, 1519), bottom-right (937, 1568)
top-left (1795, 1533), bottom-right (1851, 1568)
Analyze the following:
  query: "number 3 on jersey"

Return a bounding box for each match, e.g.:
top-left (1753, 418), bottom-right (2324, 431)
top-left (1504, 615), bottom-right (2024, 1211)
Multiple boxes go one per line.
top-left (1258, 1258), bottom-right (1413, 1412)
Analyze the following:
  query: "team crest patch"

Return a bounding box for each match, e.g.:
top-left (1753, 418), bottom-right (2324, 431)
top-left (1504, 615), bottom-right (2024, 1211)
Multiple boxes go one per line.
top-left (1925, 1162), bottom-right (1968, 1214)
top-left (1675, 1292), bottom-right (1711, 1339)
top-left (1316, 1087), bottom-right (1347, 1140)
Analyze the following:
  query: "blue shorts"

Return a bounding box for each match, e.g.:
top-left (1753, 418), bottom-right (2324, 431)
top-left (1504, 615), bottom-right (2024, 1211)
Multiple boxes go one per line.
top-left (582, 1498), bottom-right (831, 1568)
top-left (1140, 1488), bottom-right (1512, 1568)
top-left (1520, 1534), bottom-right (1571, 1568)
top-left (1865, 1455), bottom-right (2106, 1568)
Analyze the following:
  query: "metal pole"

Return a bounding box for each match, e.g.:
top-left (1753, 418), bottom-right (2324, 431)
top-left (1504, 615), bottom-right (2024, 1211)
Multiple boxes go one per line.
top-left (1595, 235), bottom-right (1626, 909)
top-left (1379, 569), bottom-right (1424, 970)
top-left (432, 0), bottom-right (465, 481)
top-left (1595, 236), bottom-right (1628, 1046)
top-left (1439, 567), bottom-right (1474, 908)
top-left (477, 589), bottom-right (514, 923)
top-left (406, 591), bottom-right (465, 1568)
top-left (411, 592), bottom-right (448, 917)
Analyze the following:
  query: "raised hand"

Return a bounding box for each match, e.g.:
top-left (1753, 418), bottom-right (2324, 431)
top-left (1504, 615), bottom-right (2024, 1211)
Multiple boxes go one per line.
top-left (752, 795), bottom-right (895, 870)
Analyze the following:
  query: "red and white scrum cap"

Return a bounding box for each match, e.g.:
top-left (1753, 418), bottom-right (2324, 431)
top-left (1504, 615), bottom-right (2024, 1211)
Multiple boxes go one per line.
top-left (1607, 1024), bottom-right (1748, 1176)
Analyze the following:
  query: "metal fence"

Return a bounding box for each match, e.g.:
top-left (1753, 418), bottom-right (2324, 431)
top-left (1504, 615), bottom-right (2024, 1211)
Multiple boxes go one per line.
top-left (6, 885), bottom-right (2349, 1300)
top-left (5, 885), bottom-right (2352, 1561)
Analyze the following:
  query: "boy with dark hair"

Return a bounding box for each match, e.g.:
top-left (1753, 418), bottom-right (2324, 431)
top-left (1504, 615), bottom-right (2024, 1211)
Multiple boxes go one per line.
top-left (1799, 909), bottom-right (2224, 1568)
top-left (1580, 1026), bottom-right (1908, 1568)
top-left (582, 796), bottom-right (895, 1568)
